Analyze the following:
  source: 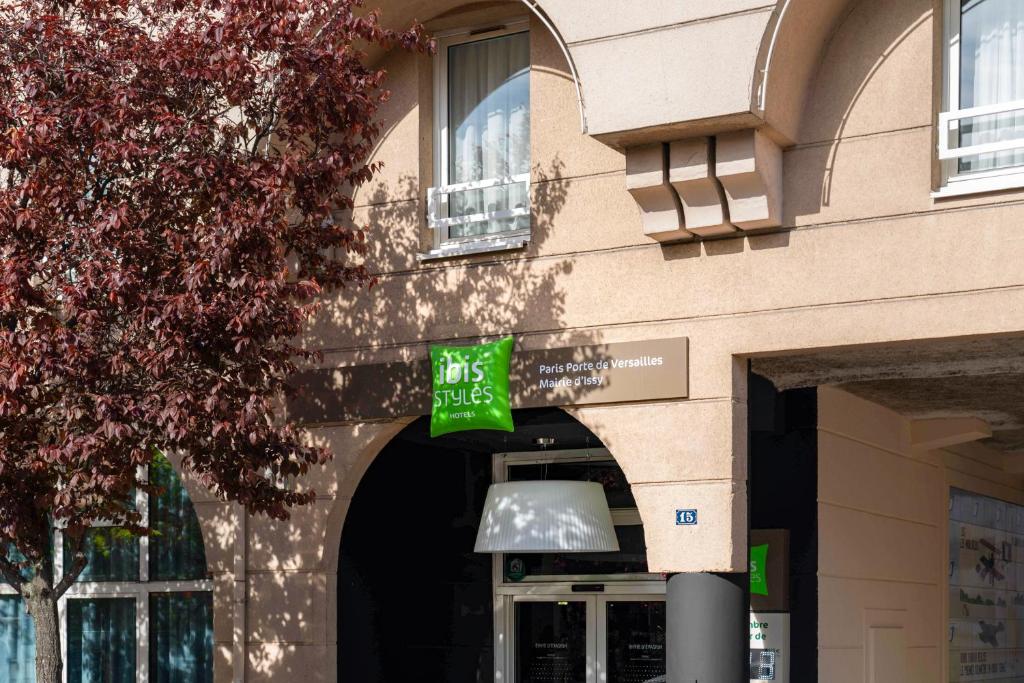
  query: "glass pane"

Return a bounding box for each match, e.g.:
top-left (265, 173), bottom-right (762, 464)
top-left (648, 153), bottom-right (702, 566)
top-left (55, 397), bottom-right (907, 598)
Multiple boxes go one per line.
top-left (948, 488), bottom-right (1024, 682)
top-left (149, 455), bottom-right (208, 581)
top-left (504, 525), bottom-right (649, 581)
top-left (447, 31), bottom-right (530, 238)
top-left (4, 530), bottom-right (55, 586)
top-left (0, 597), bottom-right (34, 683)
top-left (66, 528), bottom-right (139, 582)
top-left (958, 0), bottom-right (1024, 173)
top-left (606, 601), bottom-right (666, 683)
top-left (515, 601), bottom-right (586, 683)
top-left (508, 460), bottom-right (636, 508)
top-left (67, 598), bottom-right (136, 683)
top-left (150, 592), bottom-right (214, 683)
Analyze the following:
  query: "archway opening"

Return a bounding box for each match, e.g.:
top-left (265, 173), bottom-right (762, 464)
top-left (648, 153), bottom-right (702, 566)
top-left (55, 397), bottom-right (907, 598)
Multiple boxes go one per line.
top-left (338, 407), bottom-right (666, 682)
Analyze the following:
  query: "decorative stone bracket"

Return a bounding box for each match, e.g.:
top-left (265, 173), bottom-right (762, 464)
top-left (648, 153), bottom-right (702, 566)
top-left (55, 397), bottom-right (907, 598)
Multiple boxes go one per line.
top-left (626, 129), bottom-right (783, 242)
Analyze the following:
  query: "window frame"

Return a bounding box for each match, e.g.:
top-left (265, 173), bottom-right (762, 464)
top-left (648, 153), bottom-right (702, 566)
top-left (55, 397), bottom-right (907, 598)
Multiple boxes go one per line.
top-left (424, 20), bottom-right (532, 259)
top-left (0, 464), bottom-right (214, 683)
top-left (935, 0), bottom-right (1024, 198)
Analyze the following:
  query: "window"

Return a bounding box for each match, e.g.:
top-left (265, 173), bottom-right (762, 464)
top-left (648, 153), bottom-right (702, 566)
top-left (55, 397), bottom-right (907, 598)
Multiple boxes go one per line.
top-left (426, 23), bottom-right (531, 257)
top-left (0, 452), bottom-right (214, 682)
top-left (938, 0), bottom-right (1024, 196)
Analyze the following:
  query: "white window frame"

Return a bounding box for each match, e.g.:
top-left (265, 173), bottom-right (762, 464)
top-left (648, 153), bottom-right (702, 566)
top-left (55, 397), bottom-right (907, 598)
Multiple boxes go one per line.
top-left (935, 0), bottom-right (1024, 198)
top-left (421, 21), bottom-right (532, 261)
top-left (0, 466), bottom-right (213, 683)
top-left (490, 449), bottom-right (666, 683)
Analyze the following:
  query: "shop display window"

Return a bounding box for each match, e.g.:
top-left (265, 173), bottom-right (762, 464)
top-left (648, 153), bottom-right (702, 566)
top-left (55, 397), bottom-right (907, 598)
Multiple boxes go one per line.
top-left (949, 487), bottom-right (1024, 681)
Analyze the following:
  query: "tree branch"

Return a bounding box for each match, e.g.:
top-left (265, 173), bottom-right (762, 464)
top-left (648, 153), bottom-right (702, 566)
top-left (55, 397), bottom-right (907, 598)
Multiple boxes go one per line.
top-left (0, 554), bottom-right (26, 594)
top-left (53, 533), bottom-right (86, 598)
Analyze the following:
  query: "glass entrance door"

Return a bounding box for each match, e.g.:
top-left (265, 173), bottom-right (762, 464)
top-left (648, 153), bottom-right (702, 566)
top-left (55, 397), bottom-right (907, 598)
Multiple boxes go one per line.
top-left (509, 596), bottom-right (665, 683)
top-left (602, 600), bottom-right (666, 683)
top-left (514, 600), bottom-right (589, 683)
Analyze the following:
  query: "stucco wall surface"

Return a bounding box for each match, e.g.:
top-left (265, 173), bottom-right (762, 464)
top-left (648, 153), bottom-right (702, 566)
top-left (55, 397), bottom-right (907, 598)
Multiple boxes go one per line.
top-left (817, 387), bottom-right (1024, 683)
top-left (216, 1), bottom-right (1024, 680)
top-left (817, 387), bottom-right (943, 683)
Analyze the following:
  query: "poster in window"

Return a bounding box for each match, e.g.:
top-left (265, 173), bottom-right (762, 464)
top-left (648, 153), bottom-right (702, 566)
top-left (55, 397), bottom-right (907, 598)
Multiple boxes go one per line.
top-left (949, 488), bottom-right (1024, 682)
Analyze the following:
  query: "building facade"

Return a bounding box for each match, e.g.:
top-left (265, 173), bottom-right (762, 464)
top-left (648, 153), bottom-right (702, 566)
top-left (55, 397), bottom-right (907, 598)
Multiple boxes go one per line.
top-left (6, 0), bottom-right (1024, 681)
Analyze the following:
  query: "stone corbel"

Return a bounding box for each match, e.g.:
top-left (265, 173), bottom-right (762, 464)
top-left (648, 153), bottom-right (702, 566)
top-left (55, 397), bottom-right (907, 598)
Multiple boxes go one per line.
top-left (668, 138), bottom-right (736, 237)
top-left (715, 130), bottom-right (783, 231)
top-left (626, 143), bottom-right (693, 243)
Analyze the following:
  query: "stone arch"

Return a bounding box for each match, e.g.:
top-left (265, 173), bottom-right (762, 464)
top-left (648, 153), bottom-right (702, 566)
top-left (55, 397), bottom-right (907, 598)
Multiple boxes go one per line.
top-left (331, 409), bottom-right (659, 679)
top-left (367, 0), bottom-right (585, 129)
top-left (770, 0), bottom-right (934, 222)
top-left (319, 418), bottom-right (417, 575)
top-left (321, 407), bottom-right (645, 575)
top-left (755, 0), bottom-right (863, 143)
top-left (755, 0), bottom-right (933, 146)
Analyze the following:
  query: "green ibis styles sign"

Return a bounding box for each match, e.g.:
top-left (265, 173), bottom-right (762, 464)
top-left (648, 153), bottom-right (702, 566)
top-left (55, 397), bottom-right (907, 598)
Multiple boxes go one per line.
top-left (750, 543), bottom-right (769, 596)
top-left (430, 336), bottom-right (514, 437)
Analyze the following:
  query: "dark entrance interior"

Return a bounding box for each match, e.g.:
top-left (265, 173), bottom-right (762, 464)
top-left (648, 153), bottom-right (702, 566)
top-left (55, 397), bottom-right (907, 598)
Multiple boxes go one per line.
top-left (338, 408), bottom-right (602, 683)
top-left (749, 372), bottom-right (819, 681)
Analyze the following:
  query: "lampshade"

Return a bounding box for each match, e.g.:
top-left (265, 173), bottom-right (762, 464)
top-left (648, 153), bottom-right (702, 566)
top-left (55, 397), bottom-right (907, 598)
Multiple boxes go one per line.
top-left (474, 481), bottom-right (620, 553)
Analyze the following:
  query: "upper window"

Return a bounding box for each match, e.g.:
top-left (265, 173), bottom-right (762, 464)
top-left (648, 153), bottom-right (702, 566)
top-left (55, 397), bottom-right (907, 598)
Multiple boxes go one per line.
top-left (426, 25), bottom-right (531, 256)
top-left (939, 0), bottom-right (1024, 195)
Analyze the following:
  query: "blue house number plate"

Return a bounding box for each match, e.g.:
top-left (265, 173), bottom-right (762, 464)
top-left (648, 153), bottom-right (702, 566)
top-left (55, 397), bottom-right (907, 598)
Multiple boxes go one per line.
top-left (675, 509), bottom-right (698, 525)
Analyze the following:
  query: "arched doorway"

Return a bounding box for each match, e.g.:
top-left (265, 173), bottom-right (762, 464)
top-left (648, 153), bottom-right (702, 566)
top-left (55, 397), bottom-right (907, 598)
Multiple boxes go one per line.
top-left (338, 408), bottom-right (667, 682)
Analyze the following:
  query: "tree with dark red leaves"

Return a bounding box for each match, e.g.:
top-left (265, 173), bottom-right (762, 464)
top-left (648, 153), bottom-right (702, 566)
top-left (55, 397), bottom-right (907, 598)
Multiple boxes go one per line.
top-left (0, 0), bottom-right (427, 679)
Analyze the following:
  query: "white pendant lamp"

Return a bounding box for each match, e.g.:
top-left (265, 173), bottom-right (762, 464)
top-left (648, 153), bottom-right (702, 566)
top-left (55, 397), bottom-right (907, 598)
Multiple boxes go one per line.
top-left (474, 480), bottom-right (620, 553)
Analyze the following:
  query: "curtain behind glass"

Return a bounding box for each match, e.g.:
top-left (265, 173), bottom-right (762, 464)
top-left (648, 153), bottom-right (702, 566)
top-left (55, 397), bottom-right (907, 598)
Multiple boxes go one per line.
top-left (448, 31), bottom-right (530, 238)
top-left (0, 598), bottom-right (34, 683)
top-left (67, 599), bottom-right (135, 683)
top-left (150, 593), bottom-right (214, 683)
top-left (149, 454), bottom-right (208, 581)
top-left (959, 0), bottom-right (1024, 172)
top-left (67, 528), bottom-right (139, 582)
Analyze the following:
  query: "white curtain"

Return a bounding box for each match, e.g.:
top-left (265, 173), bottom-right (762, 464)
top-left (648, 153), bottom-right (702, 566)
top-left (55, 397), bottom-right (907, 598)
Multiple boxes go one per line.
top-left (448, 32), bottom-right (530, 237)
top-left (959, 0), bottom-right (1024, 172)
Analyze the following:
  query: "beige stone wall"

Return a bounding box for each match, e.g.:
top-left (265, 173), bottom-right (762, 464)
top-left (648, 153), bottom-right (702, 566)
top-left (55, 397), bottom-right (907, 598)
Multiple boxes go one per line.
top-left (818, 386), bottom-right (944, 683)
top-left (215, 0), bottom-right (1024, 679)
top-left (818, 387), bottom-right (1024, 683)
top-left (312, 0), bottom-right (1024, 574)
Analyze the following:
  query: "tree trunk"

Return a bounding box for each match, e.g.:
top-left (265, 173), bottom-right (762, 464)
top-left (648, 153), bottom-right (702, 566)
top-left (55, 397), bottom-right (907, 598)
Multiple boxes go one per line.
top-left (23, 573), bottom-right (62, 683)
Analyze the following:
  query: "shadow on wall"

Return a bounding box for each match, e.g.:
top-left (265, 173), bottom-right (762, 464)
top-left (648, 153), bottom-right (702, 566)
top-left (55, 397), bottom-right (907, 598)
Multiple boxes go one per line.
top-left (224, 166), bottom-right (620, 682)
top-left (784, 0), bottom-right (932, 222)
top-left (308, 157), bottom-right (578, 347)
top-left (229, 19), bottom-right (631, 678)
top-left (288, 154), bottom-right (629, 426)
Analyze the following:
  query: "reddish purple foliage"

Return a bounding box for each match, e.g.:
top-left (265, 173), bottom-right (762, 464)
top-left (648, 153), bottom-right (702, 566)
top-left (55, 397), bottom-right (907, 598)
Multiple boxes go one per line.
top-left (0, 0), bottom-right (429, 582)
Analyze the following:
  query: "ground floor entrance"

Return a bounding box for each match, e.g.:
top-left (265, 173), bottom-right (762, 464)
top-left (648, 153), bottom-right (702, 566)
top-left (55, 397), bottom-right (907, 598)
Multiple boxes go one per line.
top-left (337, 408), bottom-right (671, 682)
top-left (505, 594), bottom-right (666, 683)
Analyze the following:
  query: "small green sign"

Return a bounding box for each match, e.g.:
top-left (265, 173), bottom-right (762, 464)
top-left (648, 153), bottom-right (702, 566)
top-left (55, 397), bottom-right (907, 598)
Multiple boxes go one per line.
top-left (750, 543), bottom-right (769, 596)
top-left (430, 336), bottom-right (514, 437)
